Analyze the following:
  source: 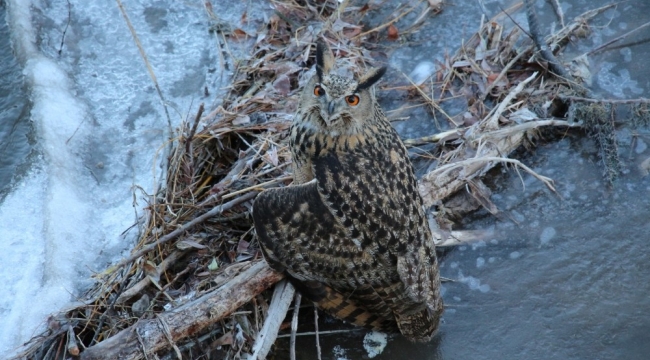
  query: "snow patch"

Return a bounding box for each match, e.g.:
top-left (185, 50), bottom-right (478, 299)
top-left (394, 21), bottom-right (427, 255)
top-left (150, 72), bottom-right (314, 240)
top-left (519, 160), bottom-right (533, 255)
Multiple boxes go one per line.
top-left (363, 331), bottom-right (388, 358)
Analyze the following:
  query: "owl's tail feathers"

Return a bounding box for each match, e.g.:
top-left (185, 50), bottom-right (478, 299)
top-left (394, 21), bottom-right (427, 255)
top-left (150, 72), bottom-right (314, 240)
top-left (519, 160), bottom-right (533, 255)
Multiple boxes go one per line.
top-left (395, 302), bottom-right (444, 342)
top-left (292, 279), bottom-right (397, 332)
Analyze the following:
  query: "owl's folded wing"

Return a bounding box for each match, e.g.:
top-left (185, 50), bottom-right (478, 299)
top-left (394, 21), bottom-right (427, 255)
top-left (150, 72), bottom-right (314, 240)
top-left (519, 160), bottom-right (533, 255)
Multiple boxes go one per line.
top-left (253, 181), bottom-right (400, 331)
top-left (252, 180), bottom-right (338, 276)
top-left (396, 238), bottom-right (442, 308)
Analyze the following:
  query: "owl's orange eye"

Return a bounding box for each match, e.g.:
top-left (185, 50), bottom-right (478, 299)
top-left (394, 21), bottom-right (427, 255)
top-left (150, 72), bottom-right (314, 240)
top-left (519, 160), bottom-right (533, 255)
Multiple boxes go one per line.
top-left (346, 95), bottom-right (360, 106)
top-left (314, 85), bottom-right (325, 97)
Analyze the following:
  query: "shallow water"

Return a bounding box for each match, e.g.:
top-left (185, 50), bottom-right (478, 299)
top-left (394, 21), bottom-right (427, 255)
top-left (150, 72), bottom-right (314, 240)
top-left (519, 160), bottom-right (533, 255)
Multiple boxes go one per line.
top-left (0, 4), bottom-right (31, 199)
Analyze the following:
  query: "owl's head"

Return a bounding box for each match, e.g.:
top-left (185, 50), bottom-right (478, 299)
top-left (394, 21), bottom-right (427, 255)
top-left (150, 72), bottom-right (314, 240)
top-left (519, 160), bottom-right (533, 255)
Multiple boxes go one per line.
top-left (299, 40), bottom-right (386, 135)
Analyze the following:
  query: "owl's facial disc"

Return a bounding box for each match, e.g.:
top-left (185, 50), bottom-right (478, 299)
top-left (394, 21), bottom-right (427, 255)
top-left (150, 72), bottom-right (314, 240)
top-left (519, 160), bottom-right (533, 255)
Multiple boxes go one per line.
top-left (313, 80), bottom-right (358, 128)
top-left (320, 97), bottom-right (345, 126)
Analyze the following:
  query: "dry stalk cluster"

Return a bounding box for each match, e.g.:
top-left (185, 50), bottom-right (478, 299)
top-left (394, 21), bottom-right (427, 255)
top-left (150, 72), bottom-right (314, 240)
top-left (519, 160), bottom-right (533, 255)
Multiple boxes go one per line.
top-left (13, 1), bottom-right (635, 359)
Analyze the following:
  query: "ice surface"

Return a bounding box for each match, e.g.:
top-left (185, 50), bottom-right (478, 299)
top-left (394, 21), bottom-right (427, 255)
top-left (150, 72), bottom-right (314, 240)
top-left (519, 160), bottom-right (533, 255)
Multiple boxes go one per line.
top-left (597, 61), bottom-right (644, 98)
top-left (457, 272), bottom-right (491, 293)
top-left (539, 226), bottom-right (557, 245)
top-left (0, 0), bottom-right (269, 356)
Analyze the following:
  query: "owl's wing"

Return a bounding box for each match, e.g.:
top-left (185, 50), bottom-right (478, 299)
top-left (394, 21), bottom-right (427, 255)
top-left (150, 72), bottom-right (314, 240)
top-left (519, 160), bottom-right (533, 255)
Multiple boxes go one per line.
top-left (252, 180), bottom-right (399, 331)
top-left (396, 236), bottom-right (442, 309)
top-left (252, 180), bottom-right (334, 276)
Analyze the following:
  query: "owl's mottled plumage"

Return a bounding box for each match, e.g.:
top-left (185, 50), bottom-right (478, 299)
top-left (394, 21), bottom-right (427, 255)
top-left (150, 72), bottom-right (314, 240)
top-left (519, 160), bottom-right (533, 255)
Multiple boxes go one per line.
top-left (253, 40), bottom-right (442, 342)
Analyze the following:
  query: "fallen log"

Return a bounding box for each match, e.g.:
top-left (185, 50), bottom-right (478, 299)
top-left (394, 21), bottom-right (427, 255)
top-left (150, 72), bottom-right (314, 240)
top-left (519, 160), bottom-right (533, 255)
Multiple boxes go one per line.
top-left (80, 261), bottom-right (283, 360)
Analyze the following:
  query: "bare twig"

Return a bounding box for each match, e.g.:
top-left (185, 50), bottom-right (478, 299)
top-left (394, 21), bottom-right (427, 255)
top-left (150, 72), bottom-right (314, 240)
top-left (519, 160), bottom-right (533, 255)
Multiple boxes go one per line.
top-left (352, 4), bottom-right (417, 40)
top-left (523, 0), bottom-right (572, 80)
top-left (66, 326), bottom-right (79, 356)
top-left (480, 119), bottom-right (581, 140)
top-left (404, 128), bottom-right (465, 146)
top-left (108, 192), bottom-right (257, 273)
top-left (548, 0), bottom-right (565, 27)
top-left (58, 0), bottom-right (72, 55)
top-left (276, 329), bottom-right (360, 338)
top-left (186, 103), bottom-right (204, 153)
top-left (561, 96), bottom-right (650, 104)
top-left (290, 293), bottom-right (302, 360)
top-left (588, 21), bottom-right (650, 55)
top-left (314, 307), bottom-right (322, 360)
top-left (483, 72), bottom-right (538, 130)
top-left (435, 156), bottom-right (557, 193)
top-left (400, 71), bottom-right (455, 126)
top-left (115, 0), bottom-right (172, 135)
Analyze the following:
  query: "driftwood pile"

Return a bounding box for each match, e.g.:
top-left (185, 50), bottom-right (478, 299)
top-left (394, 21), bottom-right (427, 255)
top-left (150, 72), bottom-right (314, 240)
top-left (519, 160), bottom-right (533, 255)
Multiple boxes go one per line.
top-left (13, 0), bottom-right (647, 359)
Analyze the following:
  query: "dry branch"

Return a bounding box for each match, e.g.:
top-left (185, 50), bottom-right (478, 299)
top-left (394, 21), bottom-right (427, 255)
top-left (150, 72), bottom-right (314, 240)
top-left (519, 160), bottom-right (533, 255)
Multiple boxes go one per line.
top-left (248, 280), bottom-right (296, 360)
top-left (80, 261), bottom-right (282, 360)
top-left (418, 118), bottom-right (579, 208)
top-left (108, 192), bottom-right (257, 273)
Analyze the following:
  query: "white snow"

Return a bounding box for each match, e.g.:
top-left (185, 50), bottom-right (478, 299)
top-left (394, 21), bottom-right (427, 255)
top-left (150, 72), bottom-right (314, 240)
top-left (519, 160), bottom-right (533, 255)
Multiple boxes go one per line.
top-left (362, 331), bottom-right (388, 358)
top-left (0, 0), bottom-right (269, 356)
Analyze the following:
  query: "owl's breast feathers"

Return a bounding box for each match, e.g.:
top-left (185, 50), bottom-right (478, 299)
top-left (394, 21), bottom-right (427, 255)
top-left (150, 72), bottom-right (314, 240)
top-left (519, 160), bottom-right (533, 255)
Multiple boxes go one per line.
top-left (253, 114), bottom-right (442, 342)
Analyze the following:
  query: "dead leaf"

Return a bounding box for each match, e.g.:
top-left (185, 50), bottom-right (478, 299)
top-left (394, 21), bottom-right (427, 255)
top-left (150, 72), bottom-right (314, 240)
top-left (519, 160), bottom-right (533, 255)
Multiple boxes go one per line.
top-left (264, 146), bottom-right (279, 167)
top-left (143, 260), bottom-right (159, 280)
top-left (387, 24), bottom-right (399, 41)
top-left (233, 114), bottom-right (250, 125)
top-left (230, 28), bottom-right (249, 40)
top-left (132, 294), bottom-right (150, 317)
top-left (428, 0), bottom-right (442, 10)
top-left (272, 74), bottom-right (291, 96)
top-left (211, 332), bottom-right (234, 347)
top-left (343, 26), bottom-right (362, 38)
top-left (176, 239), bottom-right (207, 250)
top-left (237, 239), bottom-right (250, 254)
top-left (509, 107), bottom-right (538, 123)
top-left (487, 73), bottom-right (499, 84)
top-left (208, 258), bottom-right (220, 271)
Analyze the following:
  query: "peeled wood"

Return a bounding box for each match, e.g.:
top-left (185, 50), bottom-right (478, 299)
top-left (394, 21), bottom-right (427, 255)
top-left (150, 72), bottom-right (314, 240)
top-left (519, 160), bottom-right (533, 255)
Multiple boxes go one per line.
top-left (248, 280), bottom-right (296, 360)
top-left (80, 261), bottom-right (283, 360)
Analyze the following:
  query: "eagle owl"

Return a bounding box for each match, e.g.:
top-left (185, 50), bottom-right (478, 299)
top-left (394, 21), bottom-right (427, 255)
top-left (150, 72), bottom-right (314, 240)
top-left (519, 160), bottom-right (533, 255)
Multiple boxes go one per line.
top-left (252, 40), bottom-right (442, 342)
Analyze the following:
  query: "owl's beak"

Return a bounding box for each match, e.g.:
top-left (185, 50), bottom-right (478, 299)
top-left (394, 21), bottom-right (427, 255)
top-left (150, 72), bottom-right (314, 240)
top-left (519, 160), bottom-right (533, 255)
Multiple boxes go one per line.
top-left (327, 101), bottom-right (336, 116)
top-left (321, 100), bottom-right (340, 126)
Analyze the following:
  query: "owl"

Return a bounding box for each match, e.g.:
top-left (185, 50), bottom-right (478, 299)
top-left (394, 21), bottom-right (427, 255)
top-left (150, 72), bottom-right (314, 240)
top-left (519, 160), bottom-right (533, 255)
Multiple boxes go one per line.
top-left (252, 40), bottom-right (442, 342)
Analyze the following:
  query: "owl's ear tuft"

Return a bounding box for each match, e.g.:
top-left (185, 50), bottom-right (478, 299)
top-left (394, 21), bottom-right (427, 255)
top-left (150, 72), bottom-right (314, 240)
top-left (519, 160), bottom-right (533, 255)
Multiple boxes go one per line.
top-left (356, 66), bottom-right (387, 92)
top-left (316, 39), bottom-right (335, 82)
